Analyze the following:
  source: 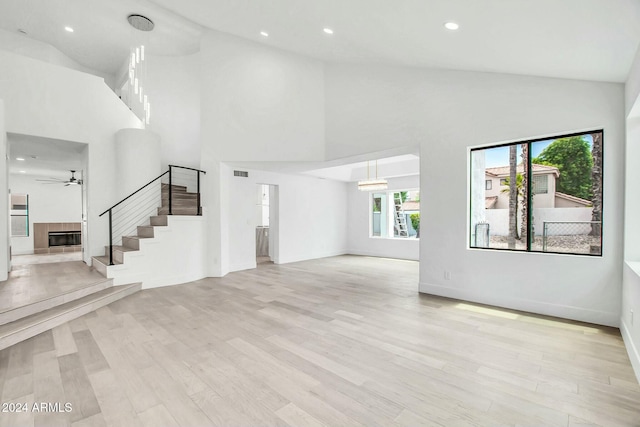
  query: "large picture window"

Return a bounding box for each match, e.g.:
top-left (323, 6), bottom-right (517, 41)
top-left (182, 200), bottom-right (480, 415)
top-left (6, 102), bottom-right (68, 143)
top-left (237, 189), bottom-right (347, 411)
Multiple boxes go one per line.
top-left (470, 130), bottom-right (603, 256)
top-left (371, 190), bottom-right (420, 239)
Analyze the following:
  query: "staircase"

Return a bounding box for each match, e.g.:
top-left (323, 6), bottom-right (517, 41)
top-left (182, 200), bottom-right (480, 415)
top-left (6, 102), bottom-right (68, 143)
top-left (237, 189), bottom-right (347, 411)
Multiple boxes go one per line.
top-left (0, 279), bottom-right (140, 351)
top-left (92, 180), bottom-right (205, 288)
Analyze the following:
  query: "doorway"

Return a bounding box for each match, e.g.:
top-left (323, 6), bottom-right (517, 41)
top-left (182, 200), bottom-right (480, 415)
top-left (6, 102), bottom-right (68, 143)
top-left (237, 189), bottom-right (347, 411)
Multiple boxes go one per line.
top-left (256, 184), bottom-right (278, 265)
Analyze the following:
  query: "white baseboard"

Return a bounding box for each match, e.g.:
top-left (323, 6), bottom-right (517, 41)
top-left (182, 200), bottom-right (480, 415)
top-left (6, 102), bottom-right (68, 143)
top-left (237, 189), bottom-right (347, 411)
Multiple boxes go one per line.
top-left (229, 262), bottom-right (258, 273)
top-left (621, 319), bottom-right (640, 384)
top-left (419, 282), bottom-right (619, 327)
top-left (347, 249), bottom-right (419, 261)
top-left (277, 249), bottom-right (348, 265)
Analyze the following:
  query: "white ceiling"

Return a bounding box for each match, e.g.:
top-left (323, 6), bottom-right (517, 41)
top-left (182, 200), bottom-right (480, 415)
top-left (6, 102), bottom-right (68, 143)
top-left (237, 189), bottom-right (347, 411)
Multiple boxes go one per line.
top-left (304, 154), bottom-right (420, 182)
top-left (0, 0), bottom-right (202, 74)
top-left (0, 0), bottom-right (639, 82)
top-left (8, 134), bottom-right (85, 179)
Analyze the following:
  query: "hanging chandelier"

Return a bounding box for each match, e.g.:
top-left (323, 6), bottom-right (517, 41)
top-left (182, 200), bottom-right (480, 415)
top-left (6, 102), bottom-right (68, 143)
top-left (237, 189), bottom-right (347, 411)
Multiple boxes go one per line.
top-left (358, 160), bottom-right (388, 191)
top-left (126, 14), bottom-right (153, 126)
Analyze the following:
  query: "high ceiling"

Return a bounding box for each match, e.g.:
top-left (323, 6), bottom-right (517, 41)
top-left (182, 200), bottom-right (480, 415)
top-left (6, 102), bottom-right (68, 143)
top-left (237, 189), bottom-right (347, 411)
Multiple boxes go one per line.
top-left (0, 0), bottom-right (639, 82)
top-left (8, 134), bottom-right (85, 179)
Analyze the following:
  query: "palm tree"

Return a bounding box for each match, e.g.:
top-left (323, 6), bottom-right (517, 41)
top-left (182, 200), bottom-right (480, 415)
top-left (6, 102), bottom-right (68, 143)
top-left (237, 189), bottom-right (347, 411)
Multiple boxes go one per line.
top-left (508, 145), bottom-right (518, 248)
top-left (502, 173), bottom-right (523, 241)
top-left (590, 132), bottom-right (602, 238)
top-left (520, 143), bottom-right (528, 244)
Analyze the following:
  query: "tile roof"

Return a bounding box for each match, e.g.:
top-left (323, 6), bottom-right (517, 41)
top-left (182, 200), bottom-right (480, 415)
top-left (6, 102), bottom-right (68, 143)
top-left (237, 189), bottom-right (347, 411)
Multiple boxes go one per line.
top-left (485, 163), bottom-right (559, 177)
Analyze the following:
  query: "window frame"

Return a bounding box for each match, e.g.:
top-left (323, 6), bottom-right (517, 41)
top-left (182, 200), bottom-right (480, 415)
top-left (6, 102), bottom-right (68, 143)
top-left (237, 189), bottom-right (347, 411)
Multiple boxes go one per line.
top-left (10, 193), bottom-right (29, 237)
top-left (370, 188), bottom-right (420, 240)
top-left (469, 129), bottom-right (603, 257)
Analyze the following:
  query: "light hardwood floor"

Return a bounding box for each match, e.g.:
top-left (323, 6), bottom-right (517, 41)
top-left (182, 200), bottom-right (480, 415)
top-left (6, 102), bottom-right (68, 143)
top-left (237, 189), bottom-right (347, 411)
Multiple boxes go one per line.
top-left (0, 260), bottom-right (107, 313)
top-left (0, 255), bottom-right (638, 427)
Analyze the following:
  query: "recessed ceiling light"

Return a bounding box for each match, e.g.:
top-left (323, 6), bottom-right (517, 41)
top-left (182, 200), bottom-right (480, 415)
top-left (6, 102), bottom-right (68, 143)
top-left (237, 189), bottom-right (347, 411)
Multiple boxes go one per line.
top-left (444, 22), bottom-right (459, 31)
top-left (260, 31), bottom-right (269, 37)
top-left (323, 28), bottom-right (334, 35)
top-left (16, 157), bottom-right (25, 161)
top-left (19, 171), bottom-right (25, 174)
top-left (64, 26), bottom-right (74, 33)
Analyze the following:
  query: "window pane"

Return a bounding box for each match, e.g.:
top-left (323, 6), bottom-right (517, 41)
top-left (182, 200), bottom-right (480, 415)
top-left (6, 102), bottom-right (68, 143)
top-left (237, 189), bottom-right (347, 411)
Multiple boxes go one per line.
top-left (530, 132), bottom-right (602, 255)
top-left (470, 145), bottom-right (527, 251)
top-left (371, 193), bottom-right (386, 237)
top-left (10, 193), bottom-right (28, 237)
top-left (11, 216), bottom-right (27, 236)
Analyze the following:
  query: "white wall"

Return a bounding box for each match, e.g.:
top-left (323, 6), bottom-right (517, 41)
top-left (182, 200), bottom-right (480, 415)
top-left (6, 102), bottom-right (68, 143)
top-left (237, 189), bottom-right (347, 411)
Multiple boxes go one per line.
top-left (326, 64), bottom-right (625, 327)
top-left (626, 44), bottom-right (640, 117)
top-left (0, 30), bottom-right (115, 89)
top-left (200, 30), bottom-right (325, 162)
top-left (0, 51), bottom-right (142, 270)
top-left (9, 174), bottom-right (82, 255)
top-left (199, 30), bottom-right (328, 276)
top-left (622, 44), bottom-right (640, 381)
top-left (0, 102), bottom-right (7, 280)
top-left (145, 54), bottom-right (201, 170)
top-left (101, 216), bottom-right (207, 289)
top-left (225, 167), bottom-right (348, 273)
top-left (347, 175), bottom-right (419, 260)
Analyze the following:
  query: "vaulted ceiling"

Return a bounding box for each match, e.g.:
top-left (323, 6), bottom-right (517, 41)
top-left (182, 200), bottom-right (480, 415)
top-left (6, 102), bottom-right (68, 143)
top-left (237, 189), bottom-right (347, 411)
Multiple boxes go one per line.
top-left (0, 0), bottom-right (639, 82)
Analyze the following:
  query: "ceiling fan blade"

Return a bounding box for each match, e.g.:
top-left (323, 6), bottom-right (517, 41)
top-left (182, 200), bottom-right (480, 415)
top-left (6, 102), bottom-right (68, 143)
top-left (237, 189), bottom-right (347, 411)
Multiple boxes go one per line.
top-left (36, 179), bottom-right (65, 182)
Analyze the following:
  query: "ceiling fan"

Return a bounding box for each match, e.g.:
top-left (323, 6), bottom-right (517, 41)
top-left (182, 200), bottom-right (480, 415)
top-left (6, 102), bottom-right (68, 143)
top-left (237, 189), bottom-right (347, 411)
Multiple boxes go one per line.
top-left (36, 170), bottom-right (83, 186)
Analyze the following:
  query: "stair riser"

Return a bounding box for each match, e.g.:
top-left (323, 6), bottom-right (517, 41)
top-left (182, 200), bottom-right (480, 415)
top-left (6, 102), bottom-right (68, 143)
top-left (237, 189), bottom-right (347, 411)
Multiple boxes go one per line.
top-left (150, 216), bottom-right (168, 226)
top-left (0, 279), bottom-right (113, 326)
top-left (0, 285), bottom-right (140, 352)
top-left (103, 247), bottom-right (125, 263)
top-left (122, 237), bottom-right (140, 250)
top-left (157, 208), bottom-right (200, 215)
top-left (161, 192), bottom-right (197, 198)
top-left (137, 226), bottom-right (154, 238)
top-left (161, 185), bottom-right (187, 193)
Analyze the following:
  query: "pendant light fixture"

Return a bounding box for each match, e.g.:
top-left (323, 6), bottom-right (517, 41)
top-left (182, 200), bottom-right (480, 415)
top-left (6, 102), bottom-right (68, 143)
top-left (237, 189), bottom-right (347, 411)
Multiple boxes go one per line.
top-left (126, 14), bottom-right (153, 126)
top-left (358, 160), bottom-right (388, 191)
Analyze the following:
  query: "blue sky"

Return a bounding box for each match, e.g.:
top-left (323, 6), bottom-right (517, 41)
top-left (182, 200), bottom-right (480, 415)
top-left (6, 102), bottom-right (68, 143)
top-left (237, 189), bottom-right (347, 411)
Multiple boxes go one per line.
top-left (482, 134), bottom-right (593, 168)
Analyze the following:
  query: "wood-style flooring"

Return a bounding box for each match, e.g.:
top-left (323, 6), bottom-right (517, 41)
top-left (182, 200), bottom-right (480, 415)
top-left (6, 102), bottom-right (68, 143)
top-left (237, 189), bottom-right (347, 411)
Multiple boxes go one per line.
top-left (0, 260), bottom-right (106, 313)
top-left (0, 255), bottom-right (638, 427)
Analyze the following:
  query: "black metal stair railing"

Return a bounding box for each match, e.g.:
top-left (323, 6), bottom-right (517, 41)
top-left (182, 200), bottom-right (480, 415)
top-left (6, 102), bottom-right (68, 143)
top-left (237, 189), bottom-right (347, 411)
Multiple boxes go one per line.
top-left (99, 165), bottom-right (206, 266)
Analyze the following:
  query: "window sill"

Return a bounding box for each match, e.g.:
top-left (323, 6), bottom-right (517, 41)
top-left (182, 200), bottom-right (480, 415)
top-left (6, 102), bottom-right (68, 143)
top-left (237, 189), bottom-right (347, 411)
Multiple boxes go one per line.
top-left (369, 236), bottom-right (419, 241)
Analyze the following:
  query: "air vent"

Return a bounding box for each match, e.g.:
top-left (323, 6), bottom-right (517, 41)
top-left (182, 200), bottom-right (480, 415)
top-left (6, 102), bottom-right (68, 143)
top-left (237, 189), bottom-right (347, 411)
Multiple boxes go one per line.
top-left (234, 170), bottom-right (249, 177)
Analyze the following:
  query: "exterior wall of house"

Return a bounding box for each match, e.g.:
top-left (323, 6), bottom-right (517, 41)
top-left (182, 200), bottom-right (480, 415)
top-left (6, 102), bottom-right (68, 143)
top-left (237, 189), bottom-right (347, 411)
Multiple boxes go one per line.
top-left (325, 63), bottom-right (624, 327)
top-left (555, 196), bottom-right (590, 208)
top-left (486, 172), bottom-right (556, 209)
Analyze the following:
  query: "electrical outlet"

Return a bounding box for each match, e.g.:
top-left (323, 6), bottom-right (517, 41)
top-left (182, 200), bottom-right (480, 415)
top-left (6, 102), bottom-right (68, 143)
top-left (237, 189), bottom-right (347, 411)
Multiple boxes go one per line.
top-left (444, 271), bottom-right (451, 280)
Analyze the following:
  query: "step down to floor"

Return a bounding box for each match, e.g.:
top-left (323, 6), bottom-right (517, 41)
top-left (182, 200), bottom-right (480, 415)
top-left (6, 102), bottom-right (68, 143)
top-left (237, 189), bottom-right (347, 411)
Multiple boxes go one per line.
top-left (0, 283), bottom-right (141, 351)
top-left (0, 278), bottom-right (113, 327)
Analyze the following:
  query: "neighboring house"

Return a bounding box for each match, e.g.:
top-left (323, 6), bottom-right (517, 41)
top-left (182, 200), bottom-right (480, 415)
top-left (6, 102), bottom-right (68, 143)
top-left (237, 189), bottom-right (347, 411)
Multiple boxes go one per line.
top-left (485, 163), bottom-right (591, 209)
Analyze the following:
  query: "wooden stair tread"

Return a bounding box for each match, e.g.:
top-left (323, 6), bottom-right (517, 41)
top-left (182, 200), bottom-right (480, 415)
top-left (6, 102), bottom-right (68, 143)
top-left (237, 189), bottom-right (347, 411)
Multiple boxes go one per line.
top-left (0, 283), bottom-right (141, 351)
top-left (0, 278), bottom-right (113, 326)
top-left (93, 255), bottom-right (123, 266)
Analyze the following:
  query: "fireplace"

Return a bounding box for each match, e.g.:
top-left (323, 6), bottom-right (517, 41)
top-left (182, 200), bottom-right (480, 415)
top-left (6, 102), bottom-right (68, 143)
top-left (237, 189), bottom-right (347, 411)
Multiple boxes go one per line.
top-left (48, 231), bottom-right (81, 247)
